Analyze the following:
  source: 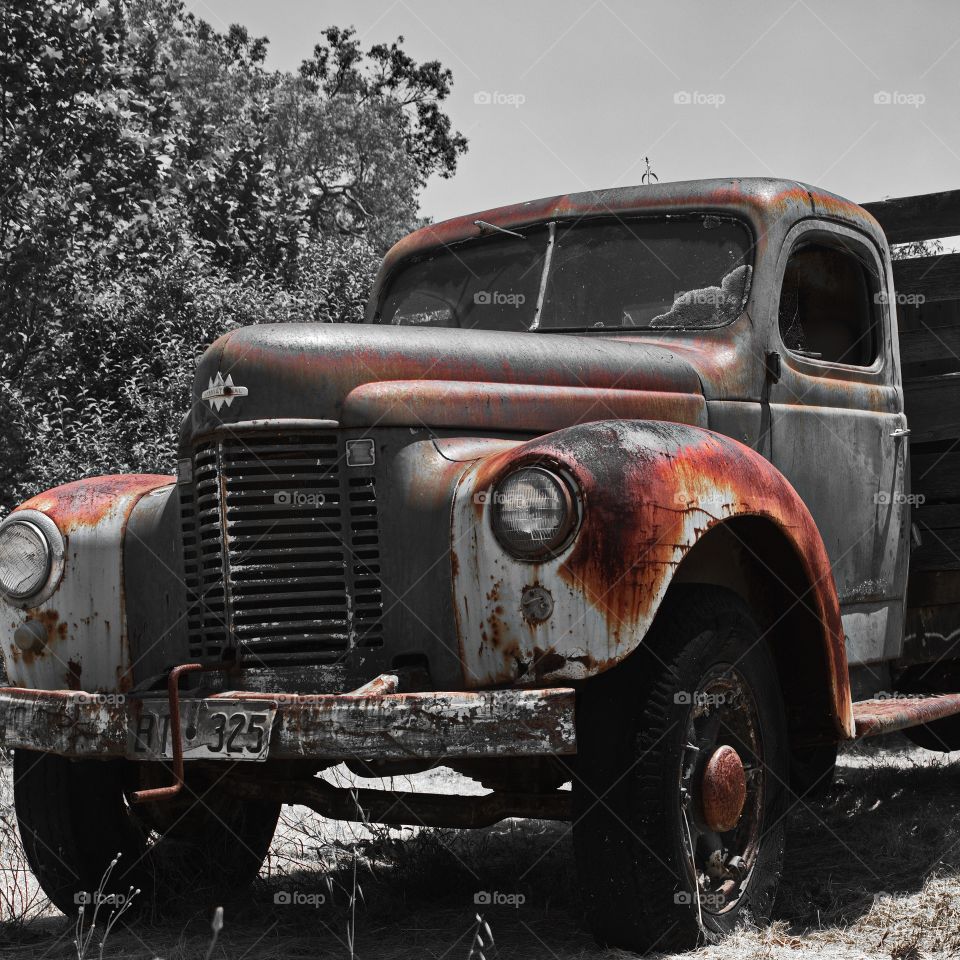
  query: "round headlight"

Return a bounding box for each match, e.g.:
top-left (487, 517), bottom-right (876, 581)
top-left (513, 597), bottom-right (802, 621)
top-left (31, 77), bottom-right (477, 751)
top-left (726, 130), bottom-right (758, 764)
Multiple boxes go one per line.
top-left (0, 520), bottom-right (52, 600)
top-left (490, 466), bottom-right (578, 560)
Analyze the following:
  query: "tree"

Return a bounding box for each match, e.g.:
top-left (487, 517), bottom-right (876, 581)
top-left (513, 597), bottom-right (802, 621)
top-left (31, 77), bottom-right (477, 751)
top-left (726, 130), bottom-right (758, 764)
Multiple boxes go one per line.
top-left (890, 239), bottom-right (945, 260)
top-left (0, 0), bottom-right (467, 512)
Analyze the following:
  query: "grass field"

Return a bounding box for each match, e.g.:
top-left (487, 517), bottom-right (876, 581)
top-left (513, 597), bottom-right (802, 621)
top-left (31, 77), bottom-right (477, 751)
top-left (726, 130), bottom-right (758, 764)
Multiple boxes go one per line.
top-left (1, 739), bottom-right (959, 959)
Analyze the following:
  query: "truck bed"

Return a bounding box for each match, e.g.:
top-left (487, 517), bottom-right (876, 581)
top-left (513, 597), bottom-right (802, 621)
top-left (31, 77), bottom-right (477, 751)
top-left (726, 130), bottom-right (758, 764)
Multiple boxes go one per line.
top-left (863, 191), bottom-right (960, 644)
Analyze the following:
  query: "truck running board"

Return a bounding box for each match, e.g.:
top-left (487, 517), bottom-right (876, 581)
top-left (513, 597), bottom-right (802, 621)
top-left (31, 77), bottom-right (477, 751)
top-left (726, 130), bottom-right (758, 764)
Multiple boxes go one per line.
top-left (852, 693), bottom-right (960, 739)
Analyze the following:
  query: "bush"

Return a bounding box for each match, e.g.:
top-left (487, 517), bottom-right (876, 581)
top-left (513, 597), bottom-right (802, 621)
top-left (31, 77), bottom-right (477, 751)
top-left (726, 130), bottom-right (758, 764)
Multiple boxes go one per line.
top-left (1, 232), bottom-right (379, 510)
top-left (0, 1), bottom-right (466, 513)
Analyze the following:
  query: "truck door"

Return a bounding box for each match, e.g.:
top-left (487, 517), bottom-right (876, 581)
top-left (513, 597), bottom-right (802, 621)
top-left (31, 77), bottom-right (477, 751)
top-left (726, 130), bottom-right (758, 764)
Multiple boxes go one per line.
top-left (768, 220), bottom-right (909, 668)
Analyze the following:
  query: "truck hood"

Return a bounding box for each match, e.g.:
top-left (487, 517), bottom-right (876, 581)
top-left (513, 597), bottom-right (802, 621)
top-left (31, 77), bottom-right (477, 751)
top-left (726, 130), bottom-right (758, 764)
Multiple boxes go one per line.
top-left (186, 323), bottom-right (706, 439)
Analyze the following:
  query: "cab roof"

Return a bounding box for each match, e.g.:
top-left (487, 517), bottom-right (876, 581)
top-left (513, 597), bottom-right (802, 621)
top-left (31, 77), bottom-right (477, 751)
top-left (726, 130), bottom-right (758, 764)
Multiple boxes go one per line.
top-left (373, 177), bottom-right (886, 298)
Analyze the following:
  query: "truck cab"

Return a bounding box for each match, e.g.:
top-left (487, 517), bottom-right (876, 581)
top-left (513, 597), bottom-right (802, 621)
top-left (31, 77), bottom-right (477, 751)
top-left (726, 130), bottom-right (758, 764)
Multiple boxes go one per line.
top-left (2, 177), bottom-right (958, 953)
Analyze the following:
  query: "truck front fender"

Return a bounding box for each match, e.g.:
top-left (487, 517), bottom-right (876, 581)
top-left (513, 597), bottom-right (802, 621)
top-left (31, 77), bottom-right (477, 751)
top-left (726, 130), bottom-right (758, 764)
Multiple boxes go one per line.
top-left (1, 475), bottom-right (174, 692)
top-left (451, 419), bottom-right (852, 738)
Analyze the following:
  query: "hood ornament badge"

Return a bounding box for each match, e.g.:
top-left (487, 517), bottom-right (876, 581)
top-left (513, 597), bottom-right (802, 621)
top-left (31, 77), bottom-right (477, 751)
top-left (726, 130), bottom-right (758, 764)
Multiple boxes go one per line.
top-left (202, 372), bottom-right (248, 412)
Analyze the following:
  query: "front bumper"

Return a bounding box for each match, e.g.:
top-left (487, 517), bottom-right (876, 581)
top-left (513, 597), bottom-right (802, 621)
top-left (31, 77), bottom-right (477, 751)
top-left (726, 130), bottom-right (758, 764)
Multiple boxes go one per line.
top-left (0, 684), bottom-right (577, 762)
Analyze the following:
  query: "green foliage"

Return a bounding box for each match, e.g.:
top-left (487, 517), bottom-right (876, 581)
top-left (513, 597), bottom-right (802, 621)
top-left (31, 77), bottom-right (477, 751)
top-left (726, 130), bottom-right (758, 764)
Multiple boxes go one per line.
top-left (890, 238), bottom-right (944, 260)
top-left (0, 0), bottom-right (467, 513)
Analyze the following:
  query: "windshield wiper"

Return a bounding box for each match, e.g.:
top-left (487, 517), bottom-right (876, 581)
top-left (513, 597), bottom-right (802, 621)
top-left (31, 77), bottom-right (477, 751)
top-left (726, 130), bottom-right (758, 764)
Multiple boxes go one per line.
top-left (473, 220), bottom-right (526, 239)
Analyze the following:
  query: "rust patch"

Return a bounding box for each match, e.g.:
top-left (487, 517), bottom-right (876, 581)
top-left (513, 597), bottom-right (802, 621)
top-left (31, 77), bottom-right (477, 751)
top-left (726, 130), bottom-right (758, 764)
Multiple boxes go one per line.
top-left (700, 745), bottom-right (747, 833)
top-left (485, 608), bottom-right (505, 650)
top-left (530, 648), bottom-right (567, 679)
top-left (66, 659), bottom-right (82, 690)
top-left (36, 610), bottom-right (66, 643)
top-left (15, 611), bottom-right (67, 663)
top-left (853, 693), bottom-right (960, 739)
top-left (16, 475), bottom-right (173, 530)
top-left (116, 664), bottom-right (134, 693)
top-left (457, 419), bottom-right (852, 736)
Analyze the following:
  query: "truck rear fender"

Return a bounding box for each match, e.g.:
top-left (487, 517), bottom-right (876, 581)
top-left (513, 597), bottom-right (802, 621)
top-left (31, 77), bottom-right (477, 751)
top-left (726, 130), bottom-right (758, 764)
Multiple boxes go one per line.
top-left (451, 419), bottom-right (853, 739)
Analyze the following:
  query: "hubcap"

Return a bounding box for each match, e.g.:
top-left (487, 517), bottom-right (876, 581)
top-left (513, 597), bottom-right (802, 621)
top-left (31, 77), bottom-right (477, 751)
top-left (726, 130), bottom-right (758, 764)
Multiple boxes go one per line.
top-left (700, 745), bottom-right (747, 833)
top-left (678, 667), bottom-right (764, 915)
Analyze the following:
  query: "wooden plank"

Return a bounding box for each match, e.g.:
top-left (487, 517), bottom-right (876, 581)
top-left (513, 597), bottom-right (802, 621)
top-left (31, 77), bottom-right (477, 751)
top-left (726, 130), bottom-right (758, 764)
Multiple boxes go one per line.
top-left (897, 299), bottom-right (960, 335)
top-left (907, 569), bottom-right (960, 607)
top-left (903, 599), bottom-right (960, 661)
top-left (915, 503), bottom-right (960, 531)
top-left (892, 254), bottom-right (960, 303)
top-left (862, 190), bottom-right (960, 244)
top-left (912, 504), bottom-right (960, 572)
top-left (911, 529), bottom-right (960, 572)
top-left (904, 374), bottom-right (960, 442)
top-left (911, 452), bottom-right (960, 502)
top-left (901, 327), bottom-right (960, 366)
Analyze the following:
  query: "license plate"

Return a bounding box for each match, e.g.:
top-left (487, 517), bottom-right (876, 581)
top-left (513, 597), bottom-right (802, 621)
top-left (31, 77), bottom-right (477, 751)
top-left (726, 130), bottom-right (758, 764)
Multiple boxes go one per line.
top-left (129, 699), bottom-right (277, 761)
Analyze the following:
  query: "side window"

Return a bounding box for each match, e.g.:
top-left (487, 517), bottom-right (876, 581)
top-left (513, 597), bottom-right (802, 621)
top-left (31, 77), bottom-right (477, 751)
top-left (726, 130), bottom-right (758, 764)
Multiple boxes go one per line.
top-left (778, 242), bottom-right (880, 367)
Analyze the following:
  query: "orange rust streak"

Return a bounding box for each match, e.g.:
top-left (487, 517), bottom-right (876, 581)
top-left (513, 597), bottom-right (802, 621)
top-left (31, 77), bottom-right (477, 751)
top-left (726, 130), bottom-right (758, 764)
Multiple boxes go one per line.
top-left (17, 475), bottom-right (174, 529)
top-left (468, 421), bottom-right (851, 737)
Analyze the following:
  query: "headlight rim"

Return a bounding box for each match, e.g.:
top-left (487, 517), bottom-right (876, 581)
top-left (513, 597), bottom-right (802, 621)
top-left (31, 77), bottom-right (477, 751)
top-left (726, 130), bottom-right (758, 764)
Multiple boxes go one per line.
top-left (489, 463), bottom-right (581, 562)
top-left (0, 510), bottom-right (65, 607)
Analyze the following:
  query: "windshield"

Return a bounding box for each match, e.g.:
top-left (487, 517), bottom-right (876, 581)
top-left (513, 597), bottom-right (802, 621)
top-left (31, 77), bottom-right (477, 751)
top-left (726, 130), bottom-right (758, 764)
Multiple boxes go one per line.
top-left (374, 215), bottom-right (753, 333)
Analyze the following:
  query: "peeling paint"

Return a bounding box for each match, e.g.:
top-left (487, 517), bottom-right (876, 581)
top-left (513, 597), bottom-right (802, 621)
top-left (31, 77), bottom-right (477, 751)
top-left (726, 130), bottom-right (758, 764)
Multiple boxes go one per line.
top-left (452, 419), bottom-right (853, 738)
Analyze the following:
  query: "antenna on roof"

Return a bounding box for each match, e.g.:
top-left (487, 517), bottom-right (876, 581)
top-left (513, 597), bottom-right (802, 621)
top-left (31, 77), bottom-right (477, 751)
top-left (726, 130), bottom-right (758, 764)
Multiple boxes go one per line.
top-left (641, 156), bottom-right (659, 185)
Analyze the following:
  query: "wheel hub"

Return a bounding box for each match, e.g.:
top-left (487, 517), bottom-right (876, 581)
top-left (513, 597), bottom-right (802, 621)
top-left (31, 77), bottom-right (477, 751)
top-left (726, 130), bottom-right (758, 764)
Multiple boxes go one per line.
top-left (699, 744), bottom-right (747, 833)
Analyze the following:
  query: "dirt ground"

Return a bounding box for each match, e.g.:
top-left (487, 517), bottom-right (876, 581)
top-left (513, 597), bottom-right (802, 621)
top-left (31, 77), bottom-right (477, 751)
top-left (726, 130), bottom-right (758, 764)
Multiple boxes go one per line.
top-left (2, 739), bottom-right (960, 959)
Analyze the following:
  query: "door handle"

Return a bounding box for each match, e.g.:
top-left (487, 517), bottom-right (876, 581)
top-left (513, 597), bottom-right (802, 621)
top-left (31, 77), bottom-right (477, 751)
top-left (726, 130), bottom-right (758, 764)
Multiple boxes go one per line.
top-left (890, 428), bottom-right (911, 438)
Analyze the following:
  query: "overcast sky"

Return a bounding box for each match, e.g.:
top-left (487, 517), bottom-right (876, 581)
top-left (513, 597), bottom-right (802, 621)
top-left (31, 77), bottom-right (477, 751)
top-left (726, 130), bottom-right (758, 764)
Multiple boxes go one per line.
top-left (185, 0), bottom-right (960, 225)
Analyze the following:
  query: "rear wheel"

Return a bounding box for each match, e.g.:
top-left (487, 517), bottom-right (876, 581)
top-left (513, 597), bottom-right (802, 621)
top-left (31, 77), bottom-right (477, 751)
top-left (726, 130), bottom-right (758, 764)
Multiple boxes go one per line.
top-left (573, 586), bottom-right (789, 952)
top-left (13, 750), bottom-right (279, 916)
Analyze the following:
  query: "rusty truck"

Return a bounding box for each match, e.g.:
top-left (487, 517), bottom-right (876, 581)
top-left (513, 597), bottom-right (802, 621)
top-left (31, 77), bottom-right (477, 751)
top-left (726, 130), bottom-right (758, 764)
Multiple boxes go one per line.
top-left (3, 177), bottom-right (960, 952)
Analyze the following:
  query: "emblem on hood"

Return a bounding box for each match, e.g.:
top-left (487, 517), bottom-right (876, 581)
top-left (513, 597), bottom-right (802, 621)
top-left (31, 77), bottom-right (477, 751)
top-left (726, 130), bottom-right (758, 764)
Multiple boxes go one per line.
top-left (202, 372), bottom-right (248, 412)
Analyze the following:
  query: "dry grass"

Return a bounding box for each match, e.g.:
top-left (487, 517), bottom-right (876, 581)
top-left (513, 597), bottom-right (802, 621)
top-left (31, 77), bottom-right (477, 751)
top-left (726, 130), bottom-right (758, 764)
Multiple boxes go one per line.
top-left (1, 741), bottom-right (960, 958)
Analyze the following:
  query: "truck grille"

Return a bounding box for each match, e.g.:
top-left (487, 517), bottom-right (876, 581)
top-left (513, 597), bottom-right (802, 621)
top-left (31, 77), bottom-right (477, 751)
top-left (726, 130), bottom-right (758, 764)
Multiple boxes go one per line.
top-left (179, 432), bottom-right (384, 665)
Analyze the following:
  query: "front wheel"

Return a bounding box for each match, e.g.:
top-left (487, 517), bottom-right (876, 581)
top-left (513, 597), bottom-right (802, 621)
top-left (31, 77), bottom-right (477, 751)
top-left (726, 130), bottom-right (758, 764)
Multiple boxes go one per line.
top-left (13, 751), bottom-right (279, 916)
top-left (573, 586), bottom-right (789, 953)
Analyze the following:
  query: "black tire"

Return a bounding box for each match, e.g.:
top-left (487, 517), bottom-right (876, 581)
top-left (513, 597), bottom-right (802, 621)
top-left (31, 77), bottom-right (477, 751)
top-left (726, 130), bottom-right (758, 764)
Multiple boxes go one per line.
top-left (13, 750), bottom-right (279, 916)
top-left (896, 661), bottom-right (960, 752)
top-left (572, 585), bottom-right (789, 953)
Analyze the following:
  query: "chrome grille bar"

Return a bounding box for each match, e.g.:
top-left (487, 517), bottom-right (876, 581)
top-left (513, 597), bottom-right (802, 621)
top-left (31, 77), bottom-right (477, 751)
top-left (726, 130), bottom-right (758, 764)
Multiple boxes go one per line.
top-left (180, 433), bottom-right (384, 665)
